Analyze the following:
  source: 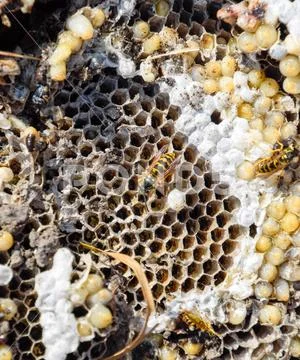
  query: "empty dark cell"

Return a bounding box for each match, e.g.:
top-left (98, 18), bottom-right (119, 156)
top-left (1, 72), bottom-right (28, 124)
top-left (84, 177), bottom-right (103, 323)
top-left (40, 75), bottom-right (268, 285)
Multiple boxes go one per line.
top-left (199, 188), bottom-right (212, 203)
top-left (232, 347), bottom-right (248, 358)
top-left (182, 278), bottom-right (194, 292)
top-left (166, 280), bottom-right (179, 293)
top-left (177, 208), bottom-right (189, 223)
top-left (54, 91), bottom-right (69, 105)
top-left (151, 110), bottom-right (164, 128)
top-left (206, 201), bottom-right (221, 216)
top-left (199, 216), bottom-right (213, 231)
top-left (183, 235), bottom-right (195, 249)
top-left (131, 133), bottom-right (144, 147)
top-left (39, 214), bottom-right (51, 225)
top-left (219, 255), bottom-right (233, 270)
top-left (204, 173), bottom-right (214, 188)
top-left (173, 0), bottom-right (182, 12)
top-left (229, 224), bottom-right (242, 239)
top-left (210, 243), bottom-right (221, 257)
top-left (166, 238), bottom-right (178, 252)
top-left (144, 83), bottom-right (160, 97)
top-left (155, 226), bottom-right (169, 239)
top-left (146, 214), bottom-right (160, 227)
top-left (216, 212), bottom-right (231, 227)
top-left (134, 111), bottom-right (148, 126)
top-left (177, 22), bottom-right (189, 38)
top-left (172, 133), bottom-right (186, 150)
top-left (149, 16), bottom-right (164, 32)
top-left (65, 105), bottom-right (78, 118)
top-left (186, 219), bottom-right (199, 235)
top-left (192, 9), bottom-right (206, 23)
top-left (100, 79), bottom-right (117, 93)
top-left (139, 230), bottom-right (153, 242)
top-left (124, 103), bottom-right (139, 116)
top-left (190, 204), bottom-right (204, 219)
top-left (128, 176), bottom-right (138, 191)
top-left (141, 99), bottom-right (153, 112)
top-left (197, 275), bottom-right (211, 289)
top-left (150, 241), bottom-right (162, 253)
top-left (129, 85), bottom-right (141, 99)
top-left (84, 128), bottom-right (98, 140)
top-left (189, 21), bottom-right (203, 36)
top-left (203, 260), bottom-right (218, 275)
top-left (161, 123), bottom-right (174, 136)
top-left (166, 11), bottom-right (180, 27)
top-left (86, 214), bottom-right (99, 228)
top-left (196, 231), bottom-right (207, 245)
top-left (123, 233), bottom-right (137, 246)
top-left (214, 270), bottom-right (226, 285)
top-left (132, 203), bottom-right (144, 216)
top-left (124, 147), bottom-right (137, 162)
top-left (223, 240), bottom-right (238, 255)
top-left (180, 10), bottom-right (191, 26)
top-left (30, 325), bottom-right (42, 341)
top-left (80, 145), bottom-right (93, 156)
top-left (157, 269), bottom-right (169, 283)
top-left (94, 96), bottom-right (109, 108)
top-left (139, 2), bottom-right (155, 20)
top-left (193, 246), bottom-right (207, 261)
top-left (172, 264), bottom-right (183, 279)
top-left (223, 196), bottom-right (240, 212)
top-left (70, 92), bottom-right (79, 102)
top-left (162, 211), bottom-right (176, 226)
top-left (211, 110), bottom-right (222, 124)
top-left (211, 227), bottom-right (225, 242)
top-left (183, 0), bottom-right (193, 12)
top-left (188, 262), bottom-right (201, 277)
top-left (249, 223), bottom-right (257, 237)
top-left (172, 223), bottom-right (184, 237)
top-left (152, 283), bottom-right (164, 299)
top-left (155, 93), bottom-right (170, 110)
top-left (96, 224), bottom-right (110, 240)
top-left (113, 133), bottom-right (128, 148)
top-left (74, 114), bottom-right (89, 128)
top-left (186, 192), bottom-right (198, 207)
top-left (20, 269), bottom-right (35, 281)
top-left (111, 90), bottom-right (128, 105)
top-left (80, 103), bottom-right (90, 113)
top-left (122, 247), bottom-right (133, 257)
top-left (135, 244), bottom-right (146, 257)
top-left (19, 336), bottom-right (32, 351)
top-left (184, 146), bottom-right (197, 163)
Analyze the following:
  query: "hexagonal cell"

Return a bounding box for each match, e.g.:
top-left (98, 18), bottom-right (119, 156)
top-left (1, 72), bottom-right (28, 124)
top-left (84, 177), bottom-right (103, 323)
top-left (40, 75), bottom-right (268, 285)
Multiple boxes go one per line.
top-left (203, 259), bottom-right (219, 275)
top-left (186, 219), bottom-right (200, 235)
top-left (155, 226), bottom-right (170, 240)
top-left (149, 240), bottom-right (164, 254)
top-left (183, 235), bottom-right (196, 249)
top-left (223, 195), bottom-right (241, 212)
top-left (199, 215), bottom-right (214, 231)
top-left (156, 269), bottom-right (169, 284)
top-left (130, 132), bottom-right (146, 147)
top-left (222, 240), bottom-right (238, 255)
top-left (172, 223), bottom-right (185, 237)
top-left (199, 188), bottom-right (213, 203)
top-left (166, 280), bottom-right (180, 293)
top-left (155, 93), bottom-right (170, 110)
top-left (152, 283), bottom-right (164, 300)
top-left (124, 146), bottom-right (139, 163)
top-left (134, 111), bottom-right (149, 126)
top-left (190, 204), bottom-right (205, 219)
top-left (160, 122), bottom-right (175, 137)
top-left (172, 132), bottom-right (186, 150)
top-left (186, 191), bottom-right (199, 207)
top-left (228, 224), bottom-right (243, 239)
top-left (116, 206), bottom-right (132, 220)
top-left (181, 277), bottom-right (195, 292)
top-left (123, 102), bottom-right (140, 116)
top-left (166, 238), bottom-right (181, 253)
top-left (84, 212), bottom-right (99, 229)
top-left (216, 211), bottom-right (232, 228)
top-left (219, 255), bottom-right (233, 270)
top-left (188, 262), bottom-right (202, 278)
top-left (167, 104), bottom-right (181, 120)
top-left (206, 200), bottom-right (222, 216)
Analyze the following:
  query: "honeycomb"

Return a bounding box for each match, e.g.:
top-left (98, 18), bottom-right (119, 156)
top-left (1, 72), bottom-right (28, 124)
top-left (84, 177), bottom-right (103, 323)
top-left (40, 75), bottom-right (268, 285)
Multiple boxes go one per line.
top-left (0, 0), bottom-right (299, 359)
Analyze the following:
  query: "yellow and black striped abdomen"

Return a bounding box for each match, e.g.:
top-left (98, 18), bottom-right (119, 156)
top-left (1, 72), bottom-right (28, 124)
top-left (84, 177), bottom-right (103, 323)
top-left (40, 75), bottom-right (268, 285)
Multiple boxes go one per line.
top-left (150, 152), bottom-right (176, 178)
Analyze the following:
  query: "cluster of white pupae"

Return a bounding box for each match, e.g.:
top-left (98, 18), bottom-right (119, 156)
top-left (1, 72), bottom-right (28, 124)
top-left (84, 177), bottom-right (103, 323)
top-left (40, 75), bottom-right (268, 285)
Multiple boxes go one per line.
top-left (49, 6), bottom-right (106, 81)
top-left (70, 273), bottom-right (113, 340)
top-left (253, 196), bottom-right (300, 327)
top-left (0, 297), bottom-right (18, 360)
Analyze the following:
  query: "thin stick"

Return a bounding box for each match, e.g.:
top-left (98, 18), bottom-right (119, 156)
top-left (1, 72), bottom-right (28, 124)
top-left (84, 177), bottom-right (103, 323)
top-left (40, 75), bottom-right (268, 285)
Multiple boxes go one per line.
top-left (80, 241), bottom-right (155, 360)
top-left (0, 50), bottom-right (40, 61)
top-left (147, 47), bottom-right (200, 61)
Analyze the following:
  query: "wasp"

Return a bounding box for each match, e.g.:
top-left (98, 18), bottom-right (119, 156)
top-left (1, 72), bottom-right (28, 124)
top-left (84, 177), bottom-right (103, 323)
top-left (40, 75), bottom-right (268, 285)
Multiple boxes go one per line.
top-left (136, 144), bottom-right (180, 206)
top-left (166, 311), bottom-right (220, 351)
top-left (255, 138), bottom-right (299, 176)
